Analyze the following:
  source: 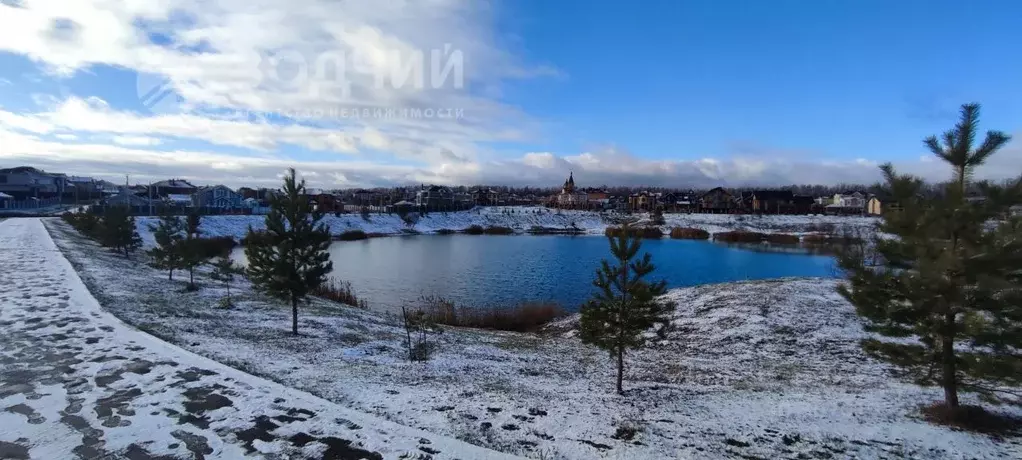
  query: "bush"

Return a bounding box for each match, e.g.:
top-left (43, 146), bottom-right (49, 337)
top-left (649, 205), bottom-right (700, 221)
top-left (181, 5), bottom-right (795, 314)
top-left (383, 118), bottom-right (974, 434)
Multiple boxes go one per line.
top-left (463, 225), bottom-right (485, 235)
top-left (417, 295), bottom-right (565, 332)
top-left (240, 230), bottom-right (269, 246)
top-left (337, 229), bottom-right (369, 241)
top-left (436, 228), bottom-right (457, 235)
top-left (713, 231), bottom-right (766, 243)
top-left (803, 233), bottom-right (863, 245)
top-left (605, 226), bottom-right (663, 239)
top-left (312, 279), bottom-right (369, 309)
top-left (483, 226), bottom-right (514, 235)
top-left (669, 227), bottom-right (709, 240)
top-left (765, 233), bottom-right (800, 244)
top-left (62, 209), bottom-right (101, 238)
top-left (194, 236), bottom-right (237, 258)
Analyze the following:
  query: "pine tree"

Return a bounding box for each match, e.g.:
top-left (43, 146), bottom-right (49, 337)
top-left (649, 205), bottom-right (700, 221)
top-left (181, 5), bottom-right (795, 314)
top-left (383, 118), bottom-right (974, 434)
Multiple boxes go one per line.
top-left (210, 255), bottom-right (241, 307)
top-left (838, 103), bottom-right (1022, 413)
top-left (580, 222), bottom-right (675, 394)
top-left (245, 168), bottom-right (334, 335)
top-left (100, 206), bottom-right (142, 257)
top-left (179, 212), bottom-right (209, 291)
top-left (148, 212), bottom-right (186, 280)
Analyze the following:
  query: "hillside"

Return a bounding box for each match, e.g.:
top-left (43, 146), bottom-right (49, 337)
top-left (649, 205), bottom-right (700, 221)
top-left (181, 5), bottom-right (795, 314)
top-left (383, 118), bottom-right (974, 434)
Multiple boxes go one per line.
top-left (135, 206), bottom-right (877, 246)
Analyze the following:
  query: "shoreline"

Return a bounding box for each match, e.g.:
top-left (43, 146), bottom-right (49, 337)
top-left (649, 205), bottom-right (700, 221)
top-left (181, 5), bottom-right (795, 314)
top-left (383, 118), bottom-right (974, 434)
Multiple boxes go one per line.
top-left (136, 206), bottom-right (878, 247)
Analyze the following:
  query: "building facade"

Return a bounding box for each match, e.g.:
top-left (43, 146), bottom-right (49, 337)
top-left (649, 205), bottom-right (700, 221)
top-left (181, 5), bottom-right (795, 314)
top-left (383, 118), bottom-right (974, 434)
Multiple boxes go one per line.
top-left (556, 172), bottom-right (588, 207)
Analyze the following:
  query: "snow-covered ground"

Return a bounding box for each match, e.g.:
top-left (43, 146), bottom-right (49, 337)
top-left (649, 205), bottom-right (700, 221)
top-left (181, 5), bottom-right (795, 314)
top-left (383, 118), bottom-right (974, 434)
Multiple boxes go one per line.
top-left (44, 217), bottom-right (1022, 459)
top-left (0, 218), bottom-right (521, 460)
top-left (134, 207), bottom-right (878, 246)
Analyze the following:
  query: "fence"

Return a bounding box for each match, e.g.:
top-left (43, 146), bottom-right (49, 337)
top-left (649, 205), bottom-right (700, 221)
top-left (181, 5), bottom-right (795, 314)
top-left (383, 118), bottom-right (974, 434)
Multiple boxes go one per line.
top-left (0, 197), bottom-right (63, 210)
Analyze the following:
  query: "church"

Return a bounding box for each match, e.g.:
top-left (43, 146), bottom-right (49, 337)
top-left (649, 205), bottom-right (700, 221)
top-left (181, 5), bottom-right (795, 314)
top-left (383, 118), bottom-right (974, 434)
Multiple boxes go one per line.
top-left (556, 172), bottom-right (588, 208)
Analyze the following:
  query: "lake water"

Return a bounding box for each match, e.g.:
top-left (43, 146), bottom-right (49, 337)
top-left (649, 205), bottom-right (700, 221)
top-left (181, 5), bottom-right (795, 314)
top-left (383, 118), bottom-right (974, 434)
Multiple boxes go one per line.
top-left (234, 235), bottom-right (838, 312)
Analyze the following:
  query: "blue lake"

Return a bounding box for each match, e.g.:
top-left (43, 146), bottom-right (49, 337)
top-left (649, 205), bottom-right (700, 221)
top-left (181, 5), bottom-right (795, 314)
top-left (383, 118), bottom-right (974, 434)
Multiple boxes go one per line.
top-left (268, 234), bottom-right (839, 312)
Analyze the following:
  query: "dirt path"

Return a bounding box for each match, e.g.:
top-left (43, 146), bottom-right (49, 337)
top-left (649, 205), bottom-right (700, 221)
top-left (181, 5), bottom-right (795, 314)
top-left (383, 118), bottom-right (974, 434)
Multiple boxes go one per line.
top-left (0, 218), bottom-right (520, 460)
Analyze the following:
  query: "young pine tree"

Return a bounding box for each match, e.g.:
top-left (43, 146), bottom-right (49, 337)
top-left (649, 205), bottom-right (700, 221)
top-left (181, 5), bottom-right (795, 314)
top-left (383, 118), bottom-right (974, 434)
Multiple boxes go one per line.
top-left (179, 212), bottom-right (209, 291)
top-left (245, 168), bottom-right (333, 335)
top-left (580, 222), bottom-right (675, 394)
top-left (210, 255), bottom-right (241, 307)
top-left (100, 206), bottom-right (142, 257)
top-left (838, 103), bottom-right (1022, 414)
top-left (148, 212), bottom-right (186, 280)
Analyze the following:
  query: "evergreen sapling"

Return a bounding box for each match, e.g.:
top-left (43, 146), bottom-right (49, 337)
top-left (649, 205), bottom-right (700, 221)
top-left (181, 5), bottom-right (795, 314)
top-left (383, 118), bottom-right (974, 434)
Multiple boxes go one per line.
top-left (580, 222), bottom-right (675, 394)
top-left (244, 168), bottom-right (333, 335)
top-left (838, 103), bottom-right (1022, 417)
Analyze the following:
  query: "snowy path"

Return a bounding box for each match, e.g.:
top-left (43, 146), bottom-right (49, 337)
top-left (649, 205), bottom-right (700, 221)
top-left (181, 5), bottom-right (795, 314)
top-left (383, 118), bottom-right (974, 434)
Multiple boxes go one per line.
top-left (0, 218), bottom-right (521, 460)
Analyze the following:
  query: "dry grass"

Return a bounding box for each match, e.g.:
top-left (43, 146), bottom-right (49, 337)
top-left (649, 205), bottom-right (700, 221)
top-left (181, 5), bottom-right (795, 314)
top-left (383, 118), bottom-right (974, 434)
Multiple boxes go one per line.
top-left (312, 279), bottom-right (369, 309)
top-left (802, 233), bottom-right (863, 245)
top-left (802, 233), bottom-right (829, 243)
top-left (417, 295), bottom-right (565, 332)
top-left (605, 226), bottom-right (664, 239)
top-left (336, 229), bottom-right (369, 241)
top-left (462, 225), bottom-right (514, 235)
top-left (765, 233), bottom-right (800, 244)
top-left (713, 231), bottom-right (766, 243)
top-left (669, 227), bottom-right (710, 240)
top-left (483, 226), bottom-right (515, 235)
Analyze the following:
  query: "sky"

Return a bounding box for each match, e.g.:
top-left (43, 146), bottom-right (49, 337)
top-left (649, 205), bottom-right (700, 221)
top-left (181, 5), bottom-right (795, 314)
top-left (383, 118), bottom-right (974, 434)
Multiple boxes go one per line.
top-left (1, 0), bottom-right (1021, 189)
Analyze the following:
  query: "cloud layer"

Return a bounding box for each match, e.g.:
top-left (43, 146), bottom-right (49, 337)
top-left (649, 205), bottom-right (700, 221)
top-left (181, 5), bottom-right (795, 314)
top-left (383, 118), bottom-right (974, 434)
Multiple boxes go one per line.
top-left (0, 0), bottom-right (1019, 189)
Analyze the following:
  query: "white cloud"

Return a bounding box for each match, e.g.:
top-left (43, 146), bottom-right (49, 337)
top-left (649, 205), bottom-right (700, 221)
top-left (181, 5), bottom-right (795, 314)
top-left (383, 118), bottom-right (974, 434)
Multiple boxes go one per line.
top-left (111, 135), bottom-right (161, 146)
top-left (3, 123), bottom-right (1020, 189)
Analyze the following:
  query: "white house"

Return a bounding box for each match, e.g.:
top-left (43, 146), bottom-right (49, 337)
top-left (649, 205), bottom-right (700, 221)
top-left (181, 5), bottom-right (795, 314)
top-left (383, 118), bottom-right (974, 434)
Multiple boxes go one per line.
top-left (832, 191), bottom-right (866, 208)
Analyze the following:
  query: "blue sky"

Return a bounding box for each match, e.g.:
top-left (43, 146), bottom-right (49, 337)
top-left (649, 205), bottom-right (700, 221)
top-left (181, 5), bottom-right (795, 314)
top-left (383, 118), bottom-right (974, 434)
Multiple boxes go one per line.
top-left (0, 0), bottom-right (1020, 188)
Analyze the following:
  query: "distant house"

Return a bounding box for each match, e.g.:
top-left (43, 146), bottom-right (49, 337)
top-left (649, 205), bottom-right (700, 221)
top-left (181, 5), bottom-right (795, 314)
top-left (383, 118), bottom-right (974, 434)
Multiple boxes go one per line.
top-left (237, 187), bottom-right (258, 200)
top-left (0, 166), bottom-right (67, 199)
top-left (192, 185), bottom-right (242, 209)
top-left (750, 190), bottom-right (795, 213)
top-left (415, 185), bottom-right (454, 208)
top-left (827, 191), bottom-right (868, 215)
top-left (628, 191), bottom-right (658, 212)
top-left (834, 191), bottom-right (867, 208)
top-left (700, 187), bottom-right (734, 213)
top-left (472, 188), bottom-right (498, 206)
top-left (151, 179), bottom-right (197, 197)
top-left (105, 189), bottom-right (152, 207)
top-left (302, 189), bottom-right (337, 212)
top-left (792, 195), bottom-right (816, 214)
top-left (165, 194), bottom-right (194, 207)
top-left (867, 196), bottom-right (883, 215)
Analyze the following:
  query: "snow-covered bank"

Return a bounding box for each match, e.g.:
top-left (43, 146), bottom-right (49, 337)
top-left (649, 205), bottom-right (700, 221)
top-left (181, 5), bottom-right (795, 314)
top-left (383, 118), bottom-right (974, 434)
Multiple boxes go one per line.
top-left (0, 218), bottom-right (520, 459)
top-left (46, 217), bottom-right (1022, 459)
top-left (134, 206), bottom-right (878, 246)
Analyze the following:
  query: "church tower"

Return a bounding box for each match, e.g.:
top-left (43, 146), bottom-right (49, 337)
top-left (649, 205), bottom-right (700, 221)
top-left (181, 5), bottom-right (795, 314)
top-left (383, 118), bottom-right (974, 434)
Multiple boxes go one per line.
top-left (562, 171), bottom-right (575, 193)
